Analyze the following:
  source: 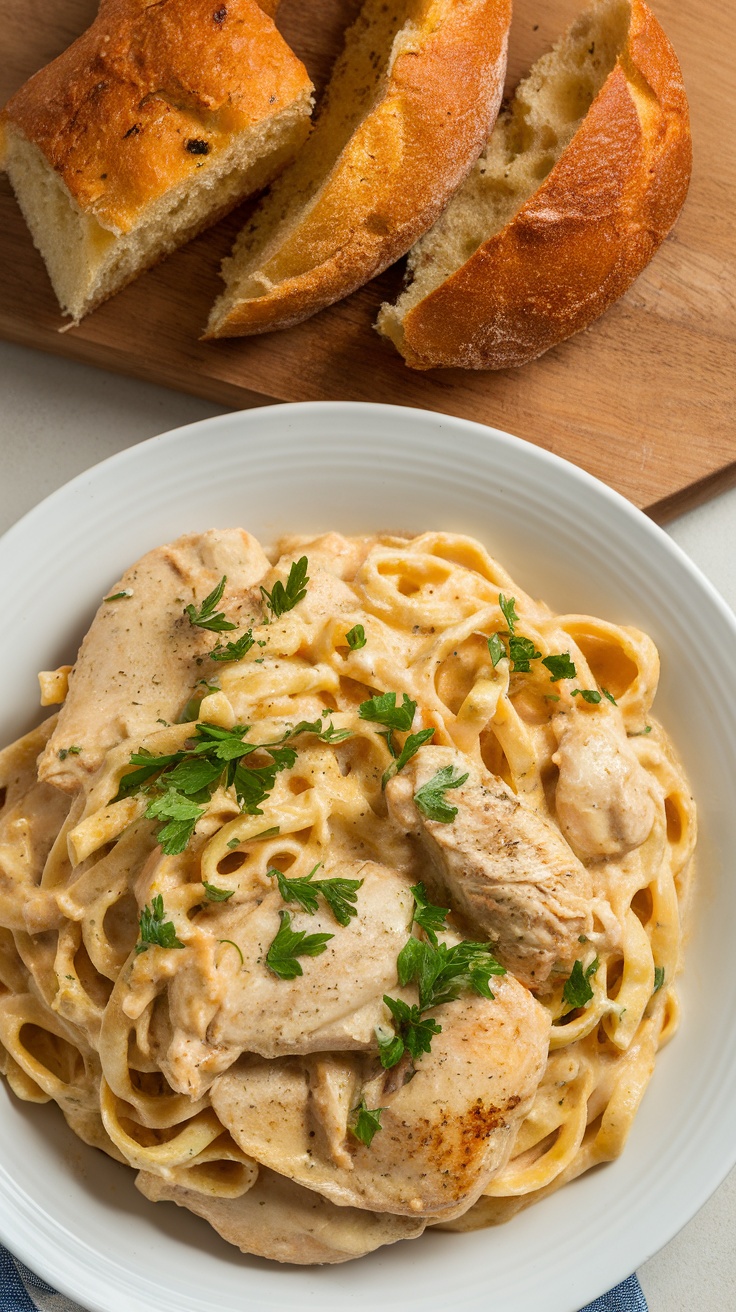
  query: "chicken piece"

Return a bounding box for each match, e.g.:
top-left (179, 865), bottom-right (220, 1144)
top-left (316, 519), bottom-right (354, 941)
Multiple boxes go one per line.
top-left (155, 862), bottom-right (415, 1097)
top-left (386, 746), bottom-right (591, 991)
top-left (39, 529), bottom-right (270, 793)
top-left (552, 710), bottom-right (656, 860)
top-left (137, 1165), bottom-right (425, 1264)
top-left (210, 975), bottom-right (550, 1220)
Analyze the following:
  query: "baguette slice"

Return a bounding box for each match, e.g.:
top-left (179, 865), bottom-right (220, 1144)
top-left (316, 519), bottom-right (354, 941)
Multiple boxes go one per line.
top-left (377, 0), bottom-right (692, 370)
top-left (0, 0), bottom-right (313, 324)
top-left (204, 0), bottom-right (513, 338)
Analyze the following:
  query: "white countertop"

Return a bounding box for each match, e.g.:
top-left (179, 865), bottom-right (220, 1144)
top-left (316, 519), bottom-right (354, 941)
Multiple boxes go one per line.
top-left (2, 339), bottom-right (735, 1312)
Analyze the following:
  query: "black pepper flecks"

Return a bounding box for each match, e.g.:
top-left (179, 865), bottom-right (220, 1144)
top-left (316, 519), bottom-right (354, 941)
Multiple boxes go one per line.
top-left (213, 5), bottom-right (227, 21)
top-left (124, 124), bottom-right (140, 139)
top-left (186, 138), bottom-right (210, 155)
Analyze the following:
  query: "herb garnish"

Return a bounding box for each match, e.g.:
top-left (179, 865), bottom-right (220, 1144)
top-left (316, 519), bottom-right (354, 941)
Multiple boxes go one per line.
top-left (499, 594), bottom-right (518, 633)
top-left (562, 957), bottom-right (599, 1009)
top-left (378, 939), bottom-right (505, 1068)
top-left (265, 909), bottom-right (333, 979)
top-left (508, 635), bottom-right (543, 673)
top-left (381, 728), bottom-right (435, 788)
top-left (413, 764), bottom-right (468, 823)
top-left (58, 745), bottom-right (82, 760)
top-left (409, 881), bottom-right (449, 947)
top-left (210, 629), bottom-right (255, 662)
top-left (103, 590), bottom-right (132, 602)
top-left (185, 575), bottom-right (237, 632)
top-left (261, 557), bottom-right (309, 619)
top-left (345, 624), bottom-right (366, 650)
top-left (653, 966), bottom-right (665, 993)
top-left (572, 689), bottom-right (602, 705)
top-left (602, 688), bottom-right (618, 705)
top-left (268, 863), bottom-right (363, 927)
top-left (350, 1099), bottom-right (386, 1148)
top-left (630, 726), bottom-right (652, 736)
top-left (135, 894), bottom-right (184, 954)
top-left (358, 692), bottom-right (416, 732)
top-left (487, 632), bottom-right (505, 667)
top-left (541, 653), bottom-right (577, 681)
top-left (203, 881), bottom-right (235, 903)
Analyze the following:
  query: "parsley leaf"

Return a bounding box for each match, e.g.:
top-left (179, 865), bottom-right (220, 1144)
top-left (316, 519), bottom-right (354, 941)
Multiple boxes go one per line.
top-left (261, 557), bottom-right (309, 619)
top-left (145, 788), bottom-right (206, 855)
top-left (572, 689), bottom-right (602, 704)
top-left (58, 745), bottom-right (82, 760)
top-left (135, 894), bottom-right (184, 953)
top-left (112, 748), bottom-right (184, 801)
top-left (562, 957), bottom-right (599, 1010)
top-left (541, 653), bottom-right (577, 682)
top-left (413, 765), bottom-right (468, 823)
top-left (265, 909), bottom-right (333, 979)
top-left (210, 630), bottom-right (255, 663)
top-left (487, 632), bottom-right (505, 667)
top-left (401, 938), bottom-right (506, 1009)
top-left (350, 1098), bottom-right (385, 1148)
top-left (268, 863), bottom-right (363, 926)
top-left (630, 725), bottom-right (652, 736)
top-left (185, 575), bottom-right (237, 633)
top-left (103, 590), bottom-right (133, 602)
top-left (409, 881), bottom-right (449, 947)
top-left (345, 624), bottom-right (366, 650)
top-left (508, 635), bottom-right (542, 673)
top-left (381, 727), bottom-right (435, 788)
top-left (499, 593), bottom-right (518, 634)
top-left (602, 687), bottom-right (618, 705)
top-left (653, 966), bottom-right (665, 994)
top-left (203, 881), bottom-right (235, 903)
top-left (379, 996), bottom-right (442, 1066)
top-left (359, 691), bottom-right (417, 732)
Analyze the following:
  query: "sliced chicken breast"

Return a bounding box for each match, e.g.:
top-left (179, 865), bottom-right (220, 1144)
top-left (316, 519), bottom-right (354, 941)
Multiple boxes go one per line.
top-left (210, 975), bottom-right (550, 1219)
top-left (39, 529), bottom-right (270, 793)
top-left (552, 710), bottom-right (655, 860)
top-left (137, 1165), bottom-right (425, 1264)
top-left (386, 746), bottom-right (591, 991)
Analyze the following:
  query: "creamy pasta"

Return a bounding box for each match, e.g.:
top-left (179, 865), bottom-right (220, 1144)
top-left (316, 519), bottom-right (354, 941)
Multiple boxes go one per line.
top-left (0, 529), bottom-right (695, 1263)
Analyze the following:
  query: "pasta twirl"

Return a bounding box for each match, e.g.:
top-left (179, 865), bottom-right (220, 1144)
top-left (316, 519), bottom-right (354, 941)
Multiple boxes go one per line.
top-left (0, 529), bottom-right (695, 1263)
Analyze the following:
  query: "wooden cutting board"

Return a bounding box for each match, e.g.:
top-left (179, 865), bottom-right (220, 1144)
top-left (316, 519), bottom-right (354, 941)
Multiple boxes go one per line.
top-left (1, 0), bottom-right (734, 521)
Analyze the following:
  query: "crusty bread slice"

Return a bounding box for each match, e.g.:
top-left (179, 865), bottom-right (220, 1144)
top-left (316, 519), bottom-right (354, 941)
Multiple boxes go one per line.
top-left (204, 0), bottom-right (513, 339)
top-left (376, 0), bottom-right (692, 370)
top-left (0, 0), bottom-right (313, 324)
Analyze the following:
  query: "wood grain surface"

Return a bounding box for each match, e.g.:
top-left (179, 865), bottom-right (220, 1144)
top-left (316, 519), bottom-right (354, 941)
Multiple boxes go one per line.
top-left (1, 0), bottom-right (734, 520)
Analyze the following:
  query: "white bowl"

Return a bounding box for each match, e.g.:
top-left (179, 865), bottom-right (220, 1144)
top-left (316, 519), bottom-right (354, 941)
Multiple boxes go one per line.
top-left (1, 402), bottom-right (735, 1312)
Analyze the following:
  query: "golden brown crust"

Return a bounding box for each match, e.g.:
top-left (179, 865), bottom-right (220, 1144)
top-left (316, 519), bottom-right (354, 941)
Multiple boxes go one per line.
top-left (387, 0), bottom-right (692, 370)
top-left (205, 0), bottom-right (513, 338)
top-left (0, 0), bottom-right (312, 235)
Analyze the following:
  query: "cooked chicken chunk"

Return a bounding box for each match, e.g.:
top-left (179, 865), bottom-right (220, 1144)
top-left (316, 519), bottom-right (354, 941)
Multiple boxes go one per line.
top-left (386, 746), bottom-right (591, 991)
top-left (210, 975), bottom-right (550, 1219)
top-left (39, 529), bottom-right (270, 793)
top-left (552, 710), bottom-right (655, 860)
top-left (155, 862), bottom-right (415, 1097)
top-left (137, 1165), bottom-right (425, 1264)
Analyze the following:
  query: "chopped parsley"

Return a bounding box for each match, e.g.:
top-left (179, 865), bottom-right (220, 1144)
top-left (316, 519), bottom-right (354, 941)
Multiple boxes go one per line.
top-left (268, 862), bottom-right (363, 927)
top-left (265, 909), bottom-right (333, 979)
top-left (185, 575), bottom-right (237, 633)
top-left (562, 957), bottom-right (599, 1010)
top-left (103, 589), bottom-right (132, 602)
top-left (572, 689), bottom-right (602, 705)
top-left (541, 653), bottom-right (577, 682)
top-left (630, 725), bottom-right (652, 736)
top-left (350, 1099), bottom-right (386, 1148)
top-left (358, 691), bottom-right (416, 732)
top-left (345, 624), bottom-right (366, 650)
top-left (219, 938), bottom-right (244, 966)
top-left (135, 894), bottom-right (184, 954)
top-left (209, 629), bottom-right (255, 662)
top-left (499, 593), bottom-right (518, 634)
top-left (379, 939), bottom-right (505, 1068)
top-left (653, 966), bottom-right (665, 993)
top-left (409, 881), bottom-right (449, 947)
top-left (381, 727), bottom-right (435, 788)
top-left (508, 634), bottom-right (542, 673)
top-left (261, 557), bottom-right (309, 618)
top-left (58, 745), bottom-right (82, 760)
top-left (602, 687), bottom-right (618, 705)
top-left (203, 881), bottom-right (235, 903)
top-left (145, 788), bottom-right (207, 854)
top-left (413, 764), bottom-right (468, 823)
top-left (487, 632), bottom-right (505, 667)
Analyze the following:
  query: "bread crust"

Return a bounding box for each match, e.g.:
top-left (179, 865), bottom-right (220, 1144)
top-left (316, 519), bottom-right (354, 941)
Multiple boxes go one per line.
top-left (205, 0), bottom-right (513, 338)
top-left (0, 0), bottom-right (312, 236)
top-left (382, 0), bottom-right (692, 370)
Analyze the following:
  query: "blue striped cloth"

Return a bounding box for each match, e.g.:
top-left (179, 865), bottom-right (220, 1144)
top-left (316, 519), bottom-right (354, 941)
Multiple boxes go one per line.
top-left (0, 1244), bottom-right (647, 1311)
